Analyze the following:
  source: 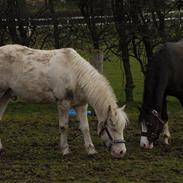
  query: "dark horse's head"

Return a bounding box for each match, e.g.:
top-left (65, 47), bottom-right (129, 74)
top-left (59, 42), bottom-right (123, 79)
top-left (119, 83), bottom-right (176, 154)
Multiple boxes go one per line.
top-left (139, 108), bottom-right (165, 148)
top-left (139, 49), bottom-right (167, 148)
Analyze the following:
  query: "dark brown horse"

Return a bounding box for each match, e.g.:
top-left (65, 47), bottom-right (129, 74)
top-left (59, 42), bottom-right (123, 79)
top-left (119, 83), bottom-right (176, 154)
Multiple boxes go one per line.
top-left (139, 40), bottom-right (183, 149)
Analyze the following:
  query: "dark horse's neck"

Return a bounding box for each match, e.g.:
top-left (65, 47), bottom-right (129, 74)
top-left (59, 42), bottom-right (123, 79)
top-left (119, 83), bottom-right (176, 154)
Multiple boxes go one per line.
top-left (142, 43), bottom-right (172, 115)
top-left (142, 61), bottom-right (167, 114)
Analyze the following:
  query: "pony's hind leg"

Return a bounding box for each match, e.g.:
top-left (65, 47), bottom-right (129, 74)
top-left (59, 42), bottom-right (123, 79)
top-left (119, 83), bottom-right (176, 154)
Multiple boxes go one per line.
top-left (76, 104), bottom-right (97, 155)
top-left (162, 122), bottom-right (171, 145)
top-left (57, 100), bottom-right (71, 155)
top-left (0, 90), bottom-right (11, 152)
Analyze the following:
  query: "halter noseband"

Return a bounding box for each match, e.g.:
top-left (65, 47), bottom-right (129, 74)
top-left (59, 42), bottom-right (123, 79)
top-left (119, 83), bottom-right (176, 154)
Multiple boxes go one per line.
top-left (141, 109), bottom-right (165, 138)
top-left (98, 120), bottom-right (125, 150)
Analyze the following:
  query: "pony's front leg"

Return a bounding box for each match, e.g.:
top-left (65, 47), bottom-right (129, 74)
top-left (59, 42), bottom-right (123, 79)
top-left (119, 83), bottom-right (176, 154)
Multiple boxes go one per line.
top-left (57, 100), bottom-right (71, 155)
top-left (162, 122), bottom-right (171, 145)
top-left (0, 90), bottom-right (11, 153)
top-left (76, 104), bottom-right (97, 155)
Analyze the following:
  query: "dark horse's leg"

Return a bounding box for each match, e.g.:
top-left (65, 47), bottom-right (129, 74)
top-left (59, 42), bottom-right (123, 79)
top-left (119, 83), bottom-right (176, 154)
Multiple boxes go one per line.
top-left (162, 98), bottom-right (171, 145)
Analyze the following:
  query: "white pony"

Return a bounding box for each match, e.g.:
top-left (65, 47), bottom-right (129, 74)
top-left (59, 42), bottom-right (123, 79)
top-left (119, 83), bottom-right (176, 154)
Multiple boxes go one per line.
top-left (0, 45), bottom-right (128, 158)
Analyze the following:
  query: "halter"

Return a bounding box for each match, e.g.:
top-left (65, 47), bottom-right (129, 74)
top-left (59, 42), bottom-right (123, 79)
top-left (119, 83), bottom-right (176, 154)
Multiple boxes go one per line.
top-left (98, 119), bottom-right (126, 150)
top-left (141, 109), bottom-right (165, 138)
top-left (151, 110), bottom-right (165, 125)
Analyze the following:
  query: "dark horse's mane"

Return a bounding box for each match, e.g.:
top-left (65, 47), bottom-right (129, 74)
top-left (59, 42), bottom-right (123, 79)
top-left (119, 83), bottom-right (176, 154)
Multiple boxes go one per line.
top-left (142, 43), bottom-right (168, 111)
top-left (141, 39), bottom-right (183, 115)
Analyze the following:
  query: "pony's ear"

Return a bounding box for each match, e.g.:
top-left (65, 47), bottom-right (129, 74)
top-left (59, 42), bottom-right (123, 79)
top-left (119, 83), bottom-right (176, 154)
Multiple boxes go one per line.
top-left (120, 104), bottom-right (126, 111)
top-left (108, 105), bottom-right (113, 115)
top-left (108, 105), bottom-right (112, 113)
top-left (108, 105), bottom-right (116, 117)
top-left (107, 106), bottom-right (118, 125)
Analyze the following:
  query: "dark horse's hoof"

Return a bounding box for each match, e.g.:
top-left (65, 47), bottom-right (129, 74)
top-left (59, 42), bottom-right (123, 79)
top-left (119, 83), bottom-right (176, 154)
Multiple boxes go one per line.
top-left (0, 148), bottom-right (5, 155)
top-left (163, 144), bottom-right (171, 152)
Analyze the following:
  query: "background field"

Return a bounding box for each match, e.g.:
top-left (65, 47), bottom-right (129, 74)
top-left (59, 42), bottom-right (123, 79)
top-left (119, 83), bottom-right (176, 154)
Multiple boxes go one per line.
top-left (0, 58), bottom-right (183, 183)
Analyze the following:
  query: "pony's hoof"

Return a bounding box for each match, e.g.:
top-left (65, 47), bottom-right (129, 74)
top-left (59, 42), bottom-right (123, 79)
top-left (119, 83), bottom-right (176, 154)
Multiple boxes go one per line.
top-left (88, 149), bottom-right (97, 155)
top-left (86, 144), bottom-right (97, 155)
top-left (62, 148), bottom-right (71, 156)
top-left (163, 137), bottom-right (170, 145)
top-left (163, 144), bottom-right (171, 152)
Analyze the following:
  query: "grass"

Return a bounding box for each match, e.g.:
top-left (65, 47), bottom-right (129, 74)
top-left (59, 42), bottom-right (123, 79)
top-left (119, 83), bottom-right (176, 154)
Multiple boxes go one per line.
top-left (103, 57), bottom-right (144, 102)
top-left (0, 58), bottom-right (183, 182)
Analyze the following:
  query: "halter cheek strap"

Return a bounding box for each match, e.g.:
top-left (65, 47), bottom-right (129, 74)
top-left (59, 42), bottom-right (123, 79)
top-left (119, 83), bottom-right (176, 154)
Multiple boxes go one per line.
top-left (152, 110), bottom-right (165, 124)
top-left (141, 110), bottom-right (165, 138)
top-left (98, 121), bottom-right (126, 150)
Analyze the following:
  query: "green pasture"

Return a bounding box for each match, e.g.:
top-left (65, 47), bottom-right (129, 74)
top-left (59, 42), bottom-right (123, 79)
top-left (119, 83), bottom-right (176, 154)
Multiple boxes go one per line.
top-left (104, 57), bottom-right (144, 102)
top-left (0, 57), bottom-right (183, 183)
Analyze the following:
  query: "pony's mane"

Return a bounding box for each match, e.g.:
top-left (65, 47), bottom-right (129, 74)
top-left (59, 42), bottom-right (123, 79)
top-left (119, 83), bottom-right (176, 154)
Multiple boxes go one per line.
top-left (64, 48), bottom-right (118, 115)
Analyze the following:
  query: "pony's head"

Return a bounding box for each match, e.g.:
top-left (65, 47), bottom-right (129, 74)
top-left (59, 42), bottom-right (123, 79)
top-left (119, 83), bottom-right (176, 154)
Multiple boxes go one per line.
top-left (139, 108), bottom-right (165, 149)
top-left (98, 105), bottom-right (128, 158)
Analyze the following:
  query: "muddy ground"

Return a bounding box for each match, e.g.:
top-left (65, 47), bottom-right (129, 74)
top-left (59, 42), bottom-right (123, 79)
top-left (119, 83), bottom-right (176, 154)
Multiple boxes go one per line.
top-left (0, 102), bottom-right (183, 183)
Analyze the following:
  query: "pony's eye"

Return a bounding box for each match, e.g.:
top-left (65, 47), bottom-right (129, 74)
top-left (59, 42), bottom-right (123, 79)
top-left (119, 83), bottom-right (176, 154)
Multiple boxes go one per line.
top-left (108, 118), bottom-right (115, 126)
top-left (109, 118), bottom-right (113, 123)
top-left (112, 128), bottom-right (117, 132)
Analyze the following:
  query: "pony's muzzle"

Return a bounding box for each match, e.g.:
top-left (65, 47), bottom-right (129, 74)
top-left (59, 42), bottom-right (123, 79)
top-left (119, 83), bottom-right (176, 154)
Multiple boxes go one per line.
top-left (111, 143), bottom-right (126, 158)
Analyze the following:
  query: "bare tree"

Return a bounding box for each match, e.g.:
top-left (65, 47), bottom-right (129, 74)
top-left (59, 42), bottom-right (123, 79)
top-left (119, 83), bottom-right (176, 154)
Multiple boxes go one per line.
top-left (6, 0), bottom-right (31, 45)
top-left (47, 0), bottom-right (60, 48)
top-left (6, 0), bottom-right (21, 44)
top-left (129, 0), bottom-right (182, 74)
top-left (78, 0), bottom-right (110, 73)
top-left (111, 0), bottom-right (135, 102)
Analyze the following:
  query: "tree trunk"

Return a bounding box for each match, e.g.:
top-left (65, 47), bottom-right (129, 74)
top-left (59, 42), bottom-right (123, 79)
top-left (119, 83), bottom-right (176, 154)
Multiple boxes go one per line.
top-left (120, 42), bottom-right (134, 102)
top-left (90, 49), bottom-right (104, 73)
top-left (18, 21), bottom-right (29, 46)
top-left (6, 0), bottom-right (21, 44)
top-left (111, 0), bottom-right (134, 102)
top-left (48, 0), bottom-right (60, 49)
top-left (78, 0), bottom-right (103, 73)
top-left (143, 37), bottom-right (153, 63)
